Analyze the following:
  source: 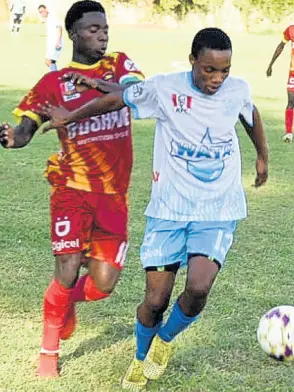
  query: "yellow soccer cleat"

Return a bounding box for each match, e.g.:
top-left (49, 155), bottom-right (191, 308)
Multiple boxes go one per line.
top-left (143, 335), bottom-right (172, 380)
top-left (122, 357), bottom-right (148, 391)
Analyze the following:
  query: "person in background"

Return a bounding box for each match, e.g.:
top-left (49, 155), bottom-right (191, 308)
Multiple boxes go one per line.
top-left (38, 4), bottom-right (63, 71)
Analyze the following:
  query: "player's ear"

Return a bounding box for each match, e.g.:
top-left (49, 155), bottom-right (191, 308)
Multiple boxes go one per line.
top-left (68, 28), bottom-right (76, 42)
top-left (189, 54), bottom-right (196, 67)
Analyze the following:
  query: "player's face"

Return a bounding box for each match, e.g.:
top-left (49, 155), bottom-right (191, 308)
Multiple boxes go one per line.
top-left (190, 49), bottom-right (231, 95)
top-left (38, 7), bottom-right (48, 18)
top-left (72, 12), bottom-right (109, 62)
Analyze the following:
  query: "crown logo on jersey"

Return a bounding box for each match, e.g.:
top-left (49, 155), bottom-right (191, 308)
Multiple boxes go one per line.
top-left (171, 128), bottom-right (233, 182)
top-left (172, 94), bottom-right (192, 114)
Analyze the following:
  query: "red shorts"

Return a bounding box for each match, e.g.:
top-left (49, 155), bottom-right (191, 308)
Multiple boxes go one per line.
top-left (287, 71), bottom-right (294, 92)
top-left (50, 186), bottom-right (128, 270)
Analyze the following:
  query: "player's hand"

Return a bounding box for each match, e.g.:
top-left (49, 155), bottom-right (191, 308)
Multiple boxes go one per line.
top-left (60, 73), bottom-right (98, 94)
top-left (266, 66), bottom-right (272, 77)
top-left (55, 42), bottom-right (62, 50)
top-left (0, 122), bottom-right (14, 148)
top-left (36, 102), bottom-right (72, 131)
top-left (255, 157), bottom-right (268, 187)
top-left (45, 59), bottom-right (51, 68)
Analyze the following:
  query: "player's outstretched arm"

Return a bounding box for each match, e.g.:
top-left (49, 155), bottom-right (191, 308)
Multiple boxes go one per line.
top-left (239, 106), bottom-right (268, 187)
top-left (266, 41), bottom-right (285, 77)
top-left (37, 92), bottom-right (125, 129)
top-left (0, 117), bottom-right (38, 149)
top-left (61, 73), bottom-right (139, 95)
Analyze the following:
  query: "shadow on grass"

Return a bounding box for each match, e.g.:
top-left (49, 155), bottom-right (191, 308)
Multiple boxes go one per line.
top-left (60, 322), bottom-right (134, 364)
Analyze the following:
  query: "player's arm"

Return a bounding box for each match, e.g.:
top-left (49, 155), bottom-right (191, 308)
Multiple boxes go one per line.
top-left (56, 25), bottom-right (62, 49)
top-left (39, 77), bottom-right (160, 129)
top-left (239, 106), bottom-right (268, 187)
top-left (38, 91), bottom-right (125, 128)
top-left (0, 117), bottom-right (38, 148)
top-left (61, 73), bottom-right (140, 95)
top-left (266, 41), bottom-right (286, 77)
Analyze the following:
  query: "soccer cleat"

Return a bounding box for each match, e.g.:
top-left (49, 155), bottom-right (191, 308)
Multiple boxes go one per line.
top-left (36, 353), bottom-right (59, 378)
top-left (60, 302), bottom-right (76, 340)
top-left (283, 133), bottom-right (293, 143)
top-left (122, 357), bottom-right (147, 391)
top-left (143, 335), bottom-right (172, 380)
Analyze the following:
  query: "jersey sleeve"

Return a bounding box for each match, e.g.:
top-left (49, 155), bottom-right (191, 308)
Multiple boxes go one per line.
top-left (115, 52), bottom-right (145, 86)
top-left (239, 81), bottom-right (254, 127)
top-left (12, 75), bottom-right (55, 127)
top-left (282, 26), bottom-right (294, 43)
top-left (122, 75), bottom-right (161, 119)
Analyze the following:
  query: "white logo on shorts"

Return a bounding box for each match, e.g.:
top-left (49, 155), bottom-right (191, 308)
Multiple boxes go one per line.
top-left (55, 217), bottom-right (70, 237)
top-left (114, 242), bottom-right (129, 267)
top-left (52, 239), bottom-right (80, 252)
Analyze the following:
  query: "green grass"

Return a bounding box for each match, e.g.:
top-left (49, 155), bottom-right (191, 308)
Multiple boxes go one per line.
top-left (1, 22), bottom-right (294, 392)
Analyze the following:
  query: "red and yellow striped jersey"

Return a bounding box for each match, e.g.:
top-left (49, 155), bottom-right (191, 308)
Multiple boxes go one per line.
top-left (13, 52), bottom-right (144, 193)
top-left (283, 25), bottom-right (294, 71)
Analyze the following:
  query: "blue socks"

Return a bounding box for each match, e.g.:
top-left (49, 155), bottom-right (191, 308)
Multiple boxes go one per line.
top-left (135, 319), bottom-right (162, 361)
top-left (135, 301), bottom-right (199, 361)
top-left (158, 300), bottom-right (199, 343)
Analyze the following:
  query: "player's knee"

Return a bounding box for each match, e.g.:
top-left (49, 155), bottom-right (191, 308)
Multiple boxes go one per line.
top-left (93, 276), bottom-right (116, 294)
top-left (55, 253), bottom-right (82, 288)
top-left (145, 292), bottom-right (171, 316)
top-left (184, 282), bottom-right (212, 313)
top-left (287, 96), bottom-right (294, 108)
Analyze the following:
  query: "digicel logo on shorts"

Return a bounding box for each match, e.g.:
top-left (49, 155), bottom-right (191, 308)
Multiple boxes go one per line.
top-left (52, 239), bottom-right (80, 252)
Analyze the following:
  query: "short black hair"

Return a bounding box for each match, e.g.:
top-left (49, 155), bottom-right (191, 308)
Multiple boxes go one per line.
top-left (191, 28), bottom-right (232, 59)
top-left (38, 4), bottom-right (46, 10)
top-left (65, 1), bottom-right (105, 33)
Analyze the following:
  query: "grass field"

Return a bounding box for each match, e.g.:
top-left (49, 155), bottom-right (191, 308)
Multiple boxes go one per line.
top-left (1, 21), bottom-right (294, 392)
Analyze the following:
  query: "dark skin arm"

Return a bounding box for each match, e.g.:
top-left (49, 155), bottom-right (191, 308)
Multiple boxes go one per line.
top-left (239, 106), bottom-right (268, 187)
top-left (61, 72), bottom-right (140, 95)
top-left (38, 91), bottom-right (125, 129)
top-left (0, 117), bottom-right (38, 148)
top-left (266, 41), bottom-right (285, 77)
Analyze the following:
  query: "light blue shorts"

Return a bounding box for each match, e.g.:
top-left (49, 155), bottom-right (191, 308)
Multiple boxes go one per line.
top-left (140, 217), bottom-right (237, 269)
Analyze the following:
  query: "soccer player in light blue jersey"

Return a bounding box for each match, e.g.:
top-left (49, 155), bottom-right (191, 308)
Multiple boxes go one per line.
top-left (35, 27), bottom-right (268, 390)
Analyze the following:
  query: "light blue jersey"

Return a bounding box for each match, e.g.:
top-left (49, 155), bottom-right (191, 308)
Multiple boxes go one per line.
top-left (123, 72), bottom-right (253, 222)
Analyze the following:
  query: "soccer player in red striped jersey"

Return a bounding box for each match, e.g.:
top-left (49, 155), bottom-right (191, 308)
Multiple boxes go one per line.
top-left (267, 25), bottom-right (294, 143)
top-left (0, 0), bottom-right (144, 378)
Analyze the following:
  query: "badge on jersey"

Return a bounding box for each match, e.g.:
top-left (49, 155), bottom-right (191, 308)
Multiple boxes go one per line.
top-left (60, 81), bottom-right (81, 102)
top-left (124, 59), bottom-right (139, 72)
top-left (172, 94), bottom-right (192, 114)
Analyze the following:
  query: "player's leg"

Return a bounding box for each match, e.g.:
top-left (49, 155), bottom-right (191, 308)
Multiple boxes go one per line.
top-left (144, 221), bottom-right (237, 379)
top-left (122, 217), bottom-right (184, 390)
top-left (284, 74), bottom-right (294, 143)
top-left (15, 14), bottom-right (22, 34)
top-left (12, 14), bottom-right (18, 33)
top-left (37, 186), bottom-right (91, 377)
top-left (123, 269), bottom-right (177, 391)
top-left (71, 192), bottom-right (129, 303)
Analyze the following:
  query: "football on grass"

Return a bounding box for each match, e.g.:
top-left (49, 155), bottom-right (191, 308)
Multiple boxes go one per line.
top-left (257, 306), bottom-right (294, 361)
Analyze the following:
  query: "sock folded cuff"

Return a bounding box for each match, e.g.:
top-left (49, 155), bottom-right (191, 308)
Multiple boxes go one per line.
top-left (45, 279), bottom-right (73, 306)
top-left (136, 319), bottom-right (162, 337)
top-left (173, 300), bottom-right (199, 324)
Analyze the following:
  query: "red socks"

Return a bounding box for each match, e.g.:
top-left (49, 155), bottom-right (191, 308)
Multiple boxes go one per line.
top-left (41, 279), bottom-right (73, 352)
top-left (285, 108), bottom-right (294, 134)
top-left (41, 275), bottom-right (109, 353)
top-left (72, 274), bottom-right (109, 302)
